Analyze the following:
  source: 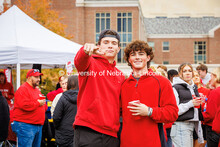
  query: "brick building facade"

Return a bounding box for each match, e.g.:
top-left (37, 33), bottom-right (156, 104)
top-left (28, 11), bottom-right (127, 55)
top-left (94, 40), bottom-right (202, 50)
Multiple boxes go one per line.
top-left (49, 0), bottom-right (145, 64)
top-left (8, 0), bottom-right (220, 66)
top-left (43, 0), bottom-right (220, 65)
top-left (145, 17), bottom-right (220, 64)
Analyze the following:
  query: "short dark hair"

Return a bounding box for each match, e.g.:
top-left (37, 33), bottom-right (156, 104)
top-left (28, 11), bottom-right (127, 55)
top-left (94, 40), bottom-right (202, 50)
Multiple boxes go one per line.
top-left (196, 63), bottom-right (208, 73)
top-left (98, 29), bottom-right (120, 46)
top-left (167, 69), bottom-right (178, 81)
top-left (67, 75), bottom-right (79, 90)
top-left (124, 40), bottom-right (154, 68)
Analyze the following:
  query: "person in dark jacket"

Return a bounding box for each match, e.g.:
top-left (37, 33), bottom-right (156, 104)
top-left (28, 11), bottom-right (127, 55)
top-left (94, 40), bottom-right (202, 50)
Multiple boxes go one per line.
top-left (0, 91), bottom-right (10, 145)
top-left (53, 75), bottom-right (79, 147)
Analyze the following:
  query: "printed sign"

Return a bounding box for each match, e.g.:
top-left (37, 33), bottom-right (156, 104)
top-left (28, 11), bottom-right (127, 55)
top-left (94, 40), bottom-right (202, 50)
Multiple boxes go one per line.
top-left (66, 61), bottom-right (73, 76)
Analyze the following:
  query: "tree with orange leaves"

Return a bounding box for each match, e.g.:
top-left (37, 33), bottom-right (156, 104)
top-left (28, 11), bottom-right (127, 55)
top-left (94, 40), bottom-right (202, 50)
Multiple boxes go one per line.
top-left (14, 0), bottom-right (72, 39)
top-left (0, 0), bottom-right (10, 14)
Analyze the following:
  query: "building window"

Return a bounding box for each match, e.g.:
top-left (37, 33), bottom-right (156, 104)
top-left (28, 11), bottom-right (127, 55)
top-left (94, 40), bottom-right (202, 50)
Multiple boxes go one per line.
top-left (163, 42), bottom-right (169, 51)
top-left (117, 12), bottom-right (132, 63)
top-left (194, 41), bottom-right (206, 64)
top-left (95, 13), bottom-right (111, 43)
top-left (148, 42), bottom-right (155, 51)
top-left (163, 61), bottom-right (169, 65)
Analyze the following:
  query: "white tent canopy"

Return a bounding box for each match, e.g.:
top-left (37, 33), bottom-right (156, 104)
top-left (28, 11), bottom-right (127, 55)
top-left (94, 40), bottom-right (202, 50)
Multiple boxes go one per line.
top-left (0, 5), bottom-right (82, 88)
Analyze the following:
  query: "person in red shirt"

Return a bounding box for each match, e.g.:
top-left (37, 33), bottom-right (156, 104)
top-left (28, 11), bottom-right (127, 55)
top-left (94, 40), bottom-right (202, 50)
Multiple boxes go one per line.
top-left (73, 29), bottom-right (125, 147)
top-left (212, 106), bottom-right (220, 147)
top-left (0, 71), bottom-right (14, 105)
top-left (193, 71), bottom-right (210, 99)
top-left (12, 69), bottom-right (46, 147)
top-left (46, 76), bottom-right (64, 101)
top-left (50, 75), bottom-right (68, 117)
top-left (193, 70), bottom-right (211, 147)
top-left (203, 67), bottom-right (220, 147)
top-left (120, 40), bottom-right (178, 147)
top-left (0, 72), bottom-right (16, 145)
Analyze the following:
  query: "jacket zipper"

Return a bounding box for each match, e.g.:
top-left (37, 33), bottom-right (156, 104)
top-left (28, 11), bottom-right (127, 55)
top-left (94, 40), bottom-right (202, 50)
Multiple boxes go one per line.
top-left (134, 79), bottom-right (139, 99)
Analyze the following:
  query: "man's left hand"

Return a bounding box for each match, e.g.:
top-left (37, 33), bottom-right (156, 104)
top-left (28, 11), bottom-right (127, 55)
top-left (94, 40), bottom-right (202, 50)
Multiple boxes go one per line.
top-left (127, 103), bottom-right (149, 116)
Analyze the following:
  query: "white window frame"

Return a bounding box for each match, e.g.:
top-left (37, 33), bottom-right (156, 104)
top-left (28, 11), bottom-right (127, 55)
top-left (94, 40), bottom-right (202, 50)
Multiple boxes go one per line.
top-left (148, 42), bottom-right (155, 52)
top-left (117, 12), bottom-right (132, 63)
top-left (95, 12), bottom-right (111, 43)
top-left (162, 41), bottom-right (170, 52)
top-left (194, 41), bottom-right (206, 64)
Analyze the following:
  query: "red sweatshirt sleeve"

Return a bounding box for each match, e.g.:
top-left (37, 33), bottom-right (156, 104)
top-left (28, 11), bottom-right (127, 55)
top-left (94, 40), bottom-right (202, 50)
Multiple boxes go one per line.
top-left (203, 91), bottom-right (218, 124)
top-left (47, 88), bottom-right (63, 101)
top-left (74, 46), bottom-right (92, 72)
top-left (150, 78), bottom-right (179, 123)
top-left (212, 106), bottom-right (220, 133)
top-left (15, 88), bottom-right (40, 111)
top-left (7, 83), bottom-right (14, 100)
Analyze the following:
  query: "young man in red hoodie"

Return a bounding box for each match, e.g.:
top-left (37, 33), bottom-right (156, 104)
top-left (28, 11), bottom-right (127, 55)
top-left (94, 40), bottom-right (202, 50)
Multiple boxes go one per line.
top-left (73, 29), bottom-right (125, 147)
top-left (0, 71), bottom-right (14, 105)
top-left (12, 69), bottom-right (46, 147)
top-left (120, 40), bottom-right (178, 147)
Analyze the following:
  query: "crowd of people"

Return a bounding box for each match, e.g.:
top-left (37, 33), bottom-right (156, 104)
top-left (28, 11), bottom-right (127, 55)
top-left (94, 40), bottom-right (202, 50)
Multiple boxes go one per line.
top-left (0, 29), bottom-right (220, 147)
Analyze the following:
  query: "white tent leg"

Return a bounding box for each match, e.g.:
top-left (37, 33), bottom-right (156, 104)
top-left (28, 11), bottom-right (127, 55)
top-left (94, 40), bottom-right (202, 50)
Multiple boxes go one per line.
top-left (16, 63), bottom-right (20, 89)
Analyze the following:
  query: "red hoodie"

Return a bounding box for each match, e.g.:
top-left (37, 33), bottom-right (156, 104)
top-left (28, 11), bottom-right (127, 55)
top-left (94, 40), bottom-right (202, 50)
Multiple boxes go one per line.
top-left (212, 106), bottom-right (220, 134)
top-left (120, 73), bottom-right (178, 147)
top-left (73, 47), bottom-right (125, 137)
top-left (13, 82), bottom-right (45, 125)
top-left (203, 87), bottom-right (220, 126)
top-left (0, 72), bottom-right (14, 104)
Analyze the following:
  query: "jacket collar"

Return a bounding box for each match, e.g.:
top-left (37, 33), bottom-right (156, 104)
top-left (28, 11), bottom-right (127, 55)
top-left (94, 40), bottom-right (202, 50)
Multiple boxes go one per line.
top-left (92, 54), bottom-right (116, 67)
top-left (127, 69), bottom-right (155, 82)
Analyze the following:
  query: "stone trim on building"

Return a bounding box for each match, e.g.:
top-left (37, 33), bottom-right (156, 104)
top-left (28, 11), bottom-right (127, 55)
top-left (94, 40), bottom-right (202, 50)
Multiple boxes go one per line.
top-left (76, 0), bottom-right (139, 7)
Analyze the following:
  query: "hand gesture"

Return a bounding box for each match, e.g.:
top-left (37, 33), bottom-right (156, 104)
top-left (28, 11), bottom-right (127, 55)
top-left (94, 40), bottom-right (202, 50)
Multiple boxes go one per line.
top-left (127, 102), bottom-right (149, 116)
top-left (192, 98), bottom-right (202, 107)
top-left (38, 99), bottom-right (46, 106)
top-left (84, 43), bottom-right (104, 56)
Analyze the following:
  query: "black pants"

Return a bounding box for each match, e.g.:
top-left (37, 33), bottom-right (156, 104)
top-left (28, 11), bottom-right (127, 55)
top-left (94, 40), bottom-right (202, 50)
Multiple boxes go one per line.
top-left (206, 125), bottom-right (220, 147)
top-left (74, 126), bottom-right (119, 147)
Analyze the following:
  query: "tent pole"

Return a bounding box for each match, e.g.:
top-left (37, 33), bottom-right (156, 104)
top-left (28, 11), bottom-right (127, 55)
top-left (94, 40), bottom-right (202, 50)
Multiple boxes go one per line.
top-left (16, 63), bottom-right (20, 89)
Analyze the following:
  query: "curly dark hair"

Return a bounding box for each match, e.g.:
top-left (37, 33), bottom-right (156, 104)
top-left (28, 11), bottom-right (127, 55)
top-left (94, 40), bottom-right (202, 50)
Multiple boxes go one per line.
top-left (124, 40), bottom-right (154, 68)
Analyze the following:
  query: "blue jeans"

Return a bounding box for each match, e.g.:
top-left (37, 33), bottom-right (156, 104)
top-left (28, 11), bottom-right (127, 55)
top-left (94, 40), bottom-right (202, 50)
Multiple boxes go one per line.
top-left (12, 121), bottom-right (43, 147)
top-left (166, 128), bottom-right (173, 147)
top-left (171, 121), bottom-right (194, 147)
